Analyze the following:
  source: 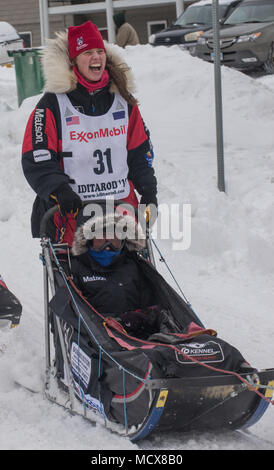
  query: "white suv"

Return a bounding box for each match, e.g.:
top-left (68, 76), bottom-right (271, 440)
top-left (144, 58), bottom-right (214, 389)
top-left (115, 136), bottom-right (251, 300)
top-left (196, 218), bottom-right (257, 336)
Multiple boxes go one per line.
top-left (0, 22), bottom-right (24, 65)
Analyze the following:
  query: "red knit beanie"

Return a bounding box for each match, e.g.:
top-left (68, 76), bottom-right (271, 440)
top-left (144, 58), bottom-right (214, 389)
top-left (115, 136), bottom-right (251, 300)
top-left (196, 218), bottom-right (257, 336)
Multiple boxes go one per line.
top-left (68, 21), bottom-right (105, 59)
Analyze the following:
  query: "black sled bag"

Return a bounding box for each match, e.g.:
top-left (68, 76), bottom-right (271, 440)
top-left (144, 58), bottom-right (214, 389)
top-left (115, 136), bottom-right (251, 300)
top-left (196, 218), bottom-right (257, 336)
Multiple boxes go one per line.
top-left (49, 286), bottom-right (254, 427)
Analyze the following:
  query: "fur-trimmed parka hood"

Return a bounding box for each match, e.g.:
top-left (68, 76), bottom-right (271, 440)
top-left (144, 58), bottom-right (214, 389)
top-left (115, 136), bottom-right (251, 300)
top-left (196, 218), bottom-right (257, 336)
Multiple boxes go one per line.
top-left (42, 30), bottom-right (136, 99)
top-left (71, 212), bottom-right (146, 256)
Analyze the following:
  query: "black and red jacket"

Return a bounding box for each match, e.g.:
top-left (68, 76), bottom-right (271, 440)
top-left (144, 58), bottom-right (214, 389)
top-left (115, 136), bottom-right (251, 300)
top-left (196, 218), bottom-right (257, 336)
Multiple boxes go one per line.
top-left (22, 83), bottom-right (157, 237)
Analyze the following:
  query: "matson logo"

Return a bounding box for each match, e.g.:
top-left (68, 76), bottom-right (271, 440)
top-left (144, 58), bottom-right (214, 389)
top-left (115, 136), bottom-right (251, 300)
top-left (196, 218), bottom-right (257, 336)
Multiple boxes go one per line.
top-left (70, 125), bottom-right (126, 143)
top-left (34, 108), bottom-right (44, 144)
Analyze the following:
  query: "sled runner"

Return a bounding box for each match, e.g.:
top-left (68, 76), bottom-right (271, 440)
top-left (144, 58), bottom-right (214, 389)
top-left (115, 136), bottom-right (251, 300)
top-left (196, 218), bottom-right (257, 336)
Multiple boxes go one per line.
top-left (40, 202), bottom-right (274, 442)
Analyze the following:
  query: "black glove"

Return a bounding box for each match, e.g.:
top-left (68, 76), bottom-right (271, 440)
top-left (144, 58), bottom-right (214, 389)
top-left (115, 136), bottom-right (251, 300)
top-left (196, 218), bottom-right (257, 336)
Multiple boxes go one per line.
top-left (140, 193), bottom-right (158, 208)
top-left (119, 310), bottom-right (157, 340)
top-left (51, 183), bottom-right (82, 216)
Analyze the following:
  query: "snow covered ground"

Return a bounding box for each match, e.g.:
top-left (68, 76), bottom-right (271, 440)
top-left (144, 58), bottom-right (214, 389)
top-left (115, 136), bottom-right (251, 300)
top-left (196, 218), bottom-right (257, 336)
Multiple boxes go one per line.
top-left (0, 44), bottom-right (274, 451)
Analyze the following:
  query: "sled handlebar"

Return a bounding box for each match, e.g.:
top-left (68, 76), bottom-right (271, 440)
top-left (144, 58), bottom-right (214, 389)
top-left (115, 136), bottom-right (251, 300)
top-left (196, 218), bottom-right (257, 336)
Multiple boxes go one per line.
top-left (40, 206), bottom-right (58, 239)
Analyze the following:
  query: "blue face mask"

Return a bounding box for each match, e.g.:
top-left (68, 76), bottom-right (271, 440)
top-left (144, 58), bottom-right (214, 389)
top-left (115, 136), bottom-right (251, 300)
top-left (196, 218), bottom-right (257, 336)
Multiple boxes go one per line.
top-left (88, 247), bottom-right (121, 266)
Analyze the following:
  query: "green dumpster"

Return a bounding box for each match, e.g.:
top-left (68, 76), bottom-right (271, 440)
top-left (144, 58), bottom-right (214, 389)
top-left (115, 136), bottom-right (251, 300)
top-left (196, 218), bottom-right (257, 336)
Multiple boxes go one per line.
top-left (8, 48), bottom-right (45, 107)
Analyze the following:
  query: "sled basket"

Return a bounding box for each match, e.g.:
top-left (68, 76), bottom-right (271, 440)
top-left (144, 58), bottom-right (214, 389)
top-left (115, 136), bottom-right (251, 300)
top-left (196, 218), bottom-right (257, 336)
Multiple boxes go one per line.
top-left (39, 204), bottom-right (274, 442)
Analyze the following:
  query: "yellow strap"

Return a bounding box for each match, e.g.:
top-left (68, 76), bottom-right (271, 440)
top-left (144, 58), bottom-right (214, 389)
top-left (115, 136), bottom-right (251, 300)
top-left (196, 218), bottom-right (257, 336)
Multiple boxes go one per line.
top-left (144, 205), bottom-right (151, 223)
top-left (156, 389), bottom-right (168, 408)
top-left (266, 380), bottom-right (274, 399)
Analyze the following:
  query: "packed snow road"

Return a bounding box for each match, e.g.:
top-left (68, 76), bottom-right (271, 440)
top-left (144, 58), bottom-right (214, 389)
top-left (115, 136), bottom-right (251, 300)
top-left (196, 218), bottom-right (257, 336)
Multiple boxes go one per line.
top-left (0, 44), bottom-right (273, 450)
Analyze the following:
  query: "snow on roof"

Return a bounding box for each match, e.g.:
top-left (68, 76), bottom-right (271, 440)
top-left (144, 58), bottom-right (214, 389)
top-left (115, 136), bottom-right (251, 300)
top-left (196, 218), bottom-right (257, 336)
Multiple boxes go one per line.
top-left (0, 22), bottom-right (19, 43)
top-left (189, 0), bottom-right (238, 6)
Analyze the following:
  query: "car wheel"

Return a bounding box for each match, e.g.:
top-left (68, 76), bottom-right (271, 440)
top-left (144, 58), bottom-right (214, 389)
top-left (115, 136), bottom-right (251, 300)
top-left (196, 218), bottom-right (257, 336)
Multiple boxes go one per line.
top-left (263, 43), bottom-right (274, 74)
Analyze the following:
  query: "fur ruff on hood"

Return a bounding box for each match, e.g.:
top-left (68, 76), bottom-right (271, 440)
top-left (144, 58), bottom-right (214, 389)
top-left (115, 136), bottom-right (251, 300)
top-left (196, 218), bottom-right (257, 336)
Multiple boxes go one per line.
top-left (71, 212), bottom-right (146, 256)
top-left (42, 31), bottom-right (136, 99)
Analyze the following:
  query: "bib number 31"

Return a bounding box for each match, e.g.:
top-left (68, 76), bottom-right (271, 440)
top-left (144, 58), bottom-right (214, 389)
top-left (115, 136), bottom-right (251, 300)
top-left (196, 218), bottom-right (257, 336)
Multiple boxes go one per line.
top-left (93, 148), bottom-right (113, 175)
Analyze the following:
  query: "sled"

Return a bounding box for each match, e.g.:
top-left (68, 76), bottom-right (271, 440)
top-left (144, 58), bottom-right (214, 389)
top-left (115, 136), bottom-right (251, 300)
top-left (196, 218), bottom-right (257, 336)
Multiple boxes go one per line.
top-left (39, 202), bottom-right (274, 442)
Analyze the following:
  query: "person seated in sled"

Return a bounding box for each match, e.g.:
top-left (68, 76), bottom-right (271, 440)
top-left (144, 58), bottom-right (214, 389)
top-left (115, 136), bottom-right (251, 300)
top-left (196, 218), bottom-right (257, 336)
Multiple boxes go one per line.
top-left (69, 208), bottom-right (255, 377)
top-left (70, 206), bottom-right (161, 339)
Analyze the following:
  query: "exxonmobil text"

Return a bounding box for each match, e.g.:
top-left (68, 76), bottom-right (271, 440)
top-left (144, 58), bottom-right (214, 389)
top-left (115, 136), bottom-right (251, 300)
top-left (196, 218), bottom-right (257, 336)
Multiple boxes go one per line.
top-left (70, 125), bottom-right (126, 142)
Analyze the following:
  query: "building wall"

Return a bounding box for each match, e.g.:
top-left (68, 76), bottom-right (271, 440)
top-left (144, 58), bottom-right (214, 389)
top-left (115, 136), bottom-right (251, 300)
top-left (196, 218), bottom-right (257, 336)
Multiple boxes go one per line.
top-left (0, 0), bottom-right (196, 46)
top-left (61, 1), bottom-right (196, 43)
top-left (73, 5), bottom-right (181, 43)
top-left (0, 0), bottom-right (73, 46)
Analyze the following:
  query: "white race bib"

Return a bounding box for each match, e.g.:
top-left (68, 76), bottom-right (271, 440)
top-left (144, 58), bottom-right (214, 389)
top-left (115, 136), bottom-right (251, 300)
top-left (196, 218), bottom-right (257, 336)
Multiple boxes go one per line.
top-left (56, 93), bottom-right (130, 201)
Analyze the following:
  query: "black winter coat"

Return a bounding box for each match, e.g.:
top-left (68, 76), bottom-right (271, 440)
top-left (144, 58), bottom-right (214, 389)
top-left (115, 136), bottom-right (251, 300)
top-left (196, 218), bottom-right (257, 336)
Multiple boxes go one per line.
top-left (71, 249), bottom-right (155, 315)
